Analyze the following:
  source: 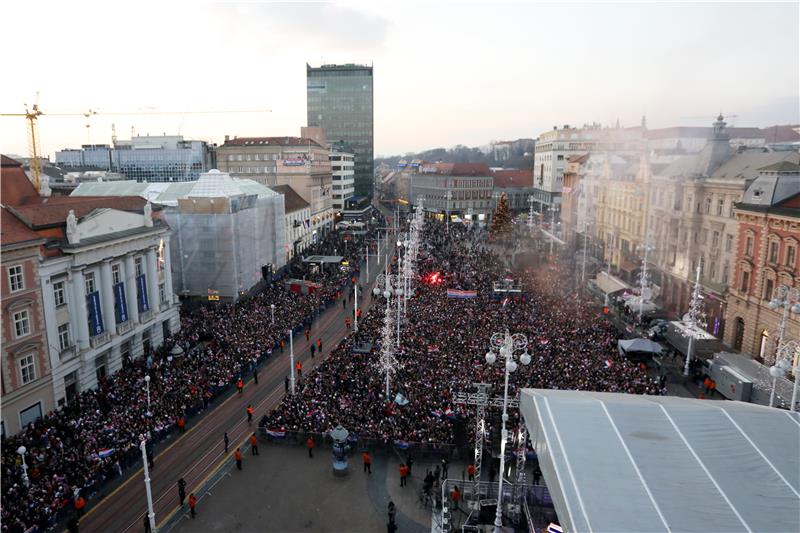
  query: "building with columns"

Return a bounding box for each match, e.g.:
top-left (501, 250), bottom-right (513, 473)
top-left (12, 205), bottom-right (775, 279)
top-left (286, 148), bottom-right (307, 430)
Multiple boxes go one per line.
top-left (4, 196), bottom-right (179, 408)
top-left (724, 162), bottom-right (800, 364)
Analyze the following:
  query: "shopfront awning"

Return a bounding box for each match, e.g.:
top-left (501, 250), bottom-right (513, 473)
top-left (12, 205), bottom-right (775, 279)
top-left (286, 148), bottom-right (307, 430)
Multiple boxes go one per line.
top-left (593, 272), bottom-right (632, 295)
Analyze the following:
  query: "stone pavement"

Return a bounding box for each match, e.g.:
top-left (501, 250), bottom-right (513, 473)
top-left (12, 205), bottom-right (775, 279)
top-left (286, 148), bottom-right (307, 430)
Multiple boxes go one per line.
top-left (169, 443), bottom-right (468, 533)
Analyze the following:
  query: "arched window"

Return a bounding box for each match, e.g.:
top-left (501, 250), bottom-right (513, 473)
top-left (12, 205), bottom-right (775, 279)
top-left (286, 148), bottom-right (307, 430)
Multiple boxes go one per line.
top-left (734, 317), bottom-right (745, 351)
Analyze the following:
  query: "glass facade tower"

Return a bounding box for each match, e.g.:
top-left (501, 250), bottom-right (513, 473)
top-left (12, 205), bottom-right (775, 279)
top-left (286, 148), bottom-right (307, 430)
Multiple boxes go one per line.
top-left (306, 63), bottom-right (374, 199)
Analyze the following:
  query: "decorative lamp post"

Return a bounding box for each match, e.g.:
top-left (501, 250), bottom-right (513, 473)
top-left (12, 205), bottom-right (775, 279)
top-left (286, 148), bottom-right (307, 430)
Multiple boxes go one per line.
top-left (445, 190), bottom-right (453, 231)
top-left (17, 446), bottom-right (29, 487)
top-left (769, 341), bottom-right (800, 410)
top-left (637, 242), bottom-right (655, 322)
top-left (682, 265), bottom-right (707, 376)
top-left (374, 272), bottom-right (401, 399)
top-left (144, 374), bottom-right (152, 416)
top-left (485, 331), bottom-right (531, 533)
top-left (288, 328), bottom-right (296, 394)
top-left (527, 195), bottom-right (536, 230)
top-left (767, 285), bottom-right (800, 409)
top-left (140, 440), bottom-right (157, 532)
top-left (270, 303), bottom-right (275, 325)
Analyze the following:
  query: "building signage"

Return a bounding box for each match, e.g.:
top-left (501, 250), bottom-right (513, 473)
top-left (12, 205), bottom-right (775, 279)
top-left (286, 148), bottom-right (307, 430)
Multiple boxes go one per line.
top-left (136, 275), bottom-right (150, 313)
top-left (282, 158), bottom-right (307, 166)
top-left (86, 291), bottom-right (105, 336)
top-left (114, 282), bottom-right (129, 324)
top-left (207, 288), bottom-right (220, 301)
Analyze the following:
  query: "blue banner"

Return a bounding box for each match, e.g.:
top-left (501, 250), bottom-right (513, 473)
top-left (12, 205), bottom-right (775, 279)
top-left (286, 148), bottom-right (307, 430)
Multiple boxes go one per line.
top-left (114, 282), bottom-right (128, 324)
top-left (136, 275), bottom-right (149, 313)
top-left (86, 291), bottom-right (104, 336)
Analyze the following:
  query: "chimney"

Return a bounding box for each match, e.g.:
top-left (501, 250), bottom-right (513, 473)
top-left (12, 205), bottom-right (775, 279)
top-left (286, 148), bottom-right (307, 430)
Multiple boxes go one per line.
top-left (225, 135), bottom-right (230, 142)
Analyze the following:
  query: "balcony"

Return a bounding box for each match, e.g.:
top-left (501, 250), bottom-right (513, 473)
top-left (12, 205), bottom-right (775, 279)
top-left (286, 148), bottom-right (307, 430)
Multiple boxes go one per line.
top-left (116, 321), bottom-right (134, 336)
top-left (90, 331), bottom-right (111, 348)
top-left (59, 345), bottom-right (77, 361)
top-left (140, 310), bottom-right (155, 324)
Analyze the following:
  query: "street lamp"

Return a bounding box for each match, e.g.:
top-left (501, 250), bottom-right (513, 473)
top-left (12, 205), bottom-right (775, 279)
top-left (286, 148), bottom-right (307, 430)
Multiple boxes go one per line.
top-left (270, 303), bottom-right (275, 325)
top-left (636, 242), bottom-right (655, 322)
top-left (485, 331), bottom-right (531, 533)
top-left (682, 265), bottom-right (707, 376)
top-left (769, 341), bottom-right (800, 410)
top-left (445, 190), bottom-right (453, 231)
top-left (17, 446), bottom-right (29, 487)
top-left (527, 195), bottom-right (536, 230)
top-left (144, 375), bottom-right (152, 416)
top-left (140, 440), bottom-right (157, 532)
top-left (767, 285), bottom-right (800, 409)
top-left (374, 272), bottom-right (401, 398)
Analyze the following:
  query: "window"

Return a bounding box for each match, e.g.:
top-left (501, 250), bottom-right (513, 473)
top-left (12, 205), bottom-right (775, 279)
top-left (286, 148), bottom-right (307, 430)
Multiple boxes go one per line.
top-left (787, 244), bottom-right (797, 267)
top-left (142, 328), bottom-right (152, 355)
top-left (85, 272), bottom-right (96, 294)
top-left (95, 353), bottom-right (107, 382)
top-left (120, 340), bottom-right (132, 367)
top-left (717, 198), bottom-right (724, 216)
top-left (740, 270), bottom-right (750, 292)
top-left (705, 198), bottom-right (712, 213)
top-left (769, 241), bottom-right (779, 264)
top-left (8, 265), bottom-right (24, 292)
top-left (159, 283), bottom-right (166, 304)
top-left (58, 323), bottom-right (71, 351)
top-left (722, 262), bottom-right (730, 285)
top-left (112, 264), bottom-right (121, 285)
top-left (135, 257), bottom-right (143, 277)
top-left (19, 354), bottom-right (36, 385)
top-left (157, 240), bottom-right (165, 272)
top-left (725, 234), bottom-right (733, 252)
top-left (712, 231), bottom-right (720, 248)
top-left (64, 371), bottom-right (79, 404)
top-left (764, 278), bottom-right (775, 301)
top-left (745, 236), bottom-right (754, 257)
top-left (13, 310), bottom-right (31, 338)
top-left (53, 281), bottom-right (66, 307)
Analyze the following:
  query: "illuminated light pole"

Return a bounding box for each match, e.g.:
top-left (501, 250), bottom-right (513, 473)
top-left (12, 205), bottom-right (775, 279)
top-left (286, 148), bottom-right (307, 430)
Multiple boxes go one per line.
top-left (140, 440), bottom-right (156, 532)
top-left (527, 195), bottom-right (535, 231)
top-left (637, 242), bottom-right (655, 322)
top-left (769, 341), bottom-right (800, 410)
top-left (144, 374), bottom-right (151, 417)
top-left (682, 265), bottom-right (707, 376)
top-left (17, 446), bottom-right (29, 487)
top-left (446, 190), bottom-right (453, 233)
top-left (374, 272), bottom-right (401, 399)
top-left (270, 303), bottom-right (275, 325)
top-left (288, 329), bottom-right (296, 394)
top-left (353, 281), bottom-right (359, 332)
top-left (767, 285), bottom-right (800, 409)
top-left (485, 331), bottom-right (531, 533)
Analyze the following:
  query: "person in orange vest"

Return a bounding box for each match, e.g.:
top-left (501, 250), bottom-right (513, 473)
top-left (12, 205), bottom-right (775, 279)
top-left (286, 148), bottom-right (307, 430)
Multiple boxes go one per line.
top-left (703, 377), bottom-right (712, 394)
top-left (280, 339), bottom-right (285, 353)
top-left (709, 380), bottom-right (717, 396)
top-left (357, 307), bottom-right (362, 319)
top-left (399, 463), bottom-right (409, 487)
top-left (296, 361), bottom-right (302, 377)
top-left (236, 378), bottom-right (244, 394)
top-left (246, 404), bottom-right (254, 424)
top-left (177, 416), bottom-right (186, 434)
top-left (345, 317), bottom-right (351, 329)
top-left (362, 451), bottom-right (372, 474)
top-left (305, 329), bottom-right (310, 342)
top-left (306, 436), bottom-right (314, 458)
top-left (234, 448), bottom-right (243, 470)
top-left (74, 494), bottom-right (86, 517)
top-left (467, 463), bottom-right (476, 481)
top-left (250, 432), bottom-right (259, 456)
top-left (188, 493), bottom-right (197, 518)
top-left (451, 485), bottom-right (461, 510)
top-left (317, 338), bottom-right (322, 353)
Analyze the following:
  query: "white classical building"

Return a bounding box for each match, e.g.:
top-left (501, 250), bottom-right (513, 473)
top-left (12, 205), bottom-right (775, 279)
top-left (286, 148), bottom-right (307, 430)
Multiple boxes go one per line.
top-left (32, 203), bottom-right (179, 406)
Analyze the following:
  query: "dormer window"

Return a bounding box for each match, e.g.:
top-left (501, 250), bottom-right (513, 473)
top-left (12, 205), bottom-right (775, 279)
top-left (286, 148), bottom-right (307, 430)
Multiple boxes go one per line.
top-left (753, 189), bottom-right (763, 200)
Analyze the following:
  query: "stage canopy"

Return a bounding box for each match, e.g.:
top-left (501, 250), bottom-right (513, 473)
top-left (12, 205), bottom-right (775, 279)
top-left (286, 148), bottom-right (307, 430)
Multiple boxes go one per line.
top-left (520, 389), bottom-right (800, 533)
top-left (618, 338), bottom-right (663, 356)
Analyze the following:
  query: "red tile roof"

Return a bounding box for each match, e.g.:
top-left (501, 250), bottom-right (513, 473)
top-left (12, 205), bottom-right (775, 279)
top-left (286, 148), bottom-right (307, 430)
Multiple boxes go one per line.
top-left (760, 125), bottom-right (800, 143)
top-left (221, 137), bottom-right (324, 148)
top-left (1, 155), bottom-right (39, 205)
top-left (1, 207), bottom-right (43, 247)
top-left (492, 169), bottom-right (533, 188)
top-left (8, 196), bottom-right (147, 229)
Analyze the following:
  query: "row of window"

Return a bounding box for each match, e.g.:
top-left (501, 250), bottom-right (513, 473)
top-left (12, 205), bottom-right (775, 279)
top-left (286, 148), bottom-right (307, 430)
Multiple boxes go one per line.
top-left (744, 234), bottom-right (797, 267)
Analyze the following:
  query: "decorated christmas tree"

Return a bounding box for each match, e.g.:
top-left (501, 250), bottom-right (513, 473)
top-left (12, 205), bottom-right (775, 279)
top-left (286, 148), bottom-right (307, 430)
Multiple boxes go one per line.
top-left (490, 193), bottom-right (513, 238)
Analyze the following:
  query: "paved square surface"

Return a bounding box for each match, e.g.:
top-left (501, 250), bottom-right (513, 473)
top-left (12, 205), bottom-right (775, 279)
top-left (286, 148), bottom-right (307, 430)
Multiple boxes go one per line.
top-left (170, 442), bottom-right (466, 533)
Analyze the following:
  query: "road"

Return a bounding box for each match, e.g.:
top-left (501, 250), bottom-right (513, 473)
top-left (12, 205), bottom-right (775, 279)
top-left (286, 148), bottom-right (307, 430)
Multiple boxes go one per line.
top-left (79, 240), bottom-right (389, 533)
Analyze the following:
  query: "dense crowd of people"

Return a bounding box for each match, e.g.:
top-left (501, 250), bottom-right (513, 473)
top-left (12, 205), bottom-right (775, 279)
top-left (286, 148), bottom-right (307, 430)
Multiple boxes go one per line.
top-left (260, 222), bottom-right (663, 445)
top-left (0, 215), bottom-right (384, 533)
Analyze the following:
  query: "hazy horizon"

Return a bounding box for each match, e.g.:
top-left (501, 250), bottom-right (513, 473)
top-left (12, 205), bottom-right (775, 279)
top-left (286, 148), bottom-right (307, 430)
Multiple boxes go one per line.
top-left (1, 1), bottom-right (797, 160)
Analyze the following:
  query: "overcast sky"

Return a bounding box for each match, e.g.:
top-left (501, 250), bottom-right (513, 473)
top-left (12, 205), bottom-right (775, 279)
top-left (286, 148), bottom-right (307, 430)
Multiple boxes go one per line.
top-left (1, 1), bottom-right (797, 159)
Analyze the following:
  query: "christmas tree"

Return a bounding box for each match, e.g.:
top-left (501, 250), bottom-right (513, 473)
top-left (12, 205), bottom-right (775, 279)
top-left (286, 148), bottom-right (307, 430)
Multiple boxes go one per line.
top-left (490, 193), bottom-right (513, 238)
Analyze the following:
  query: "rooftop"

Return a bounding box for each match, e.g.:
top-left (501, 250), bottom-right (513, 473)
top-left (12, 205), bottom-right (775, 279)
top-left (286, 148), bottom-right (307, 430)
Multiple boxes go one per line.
top-left (7, 196), bottom-right (147, 229)
top-left (422, 163), bottom-right (492, 176)
top-left (492, 169), bottom-right (534, 188)
top-left (270, 184), bottom-right (310, 213)
top-left (1, 155), bottom-right (39, 205)
top-left (220, 137), bottom-right (324, 148)
top-left (1, 207), bottom-right (43, 247)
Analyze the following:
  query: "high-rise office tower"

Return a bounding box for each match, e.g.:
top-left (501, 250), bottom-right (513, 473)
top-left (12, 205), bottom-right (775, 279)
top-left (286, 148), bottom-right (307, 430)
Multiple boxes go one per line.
top-left (307, 63), bottom-right (374, 199)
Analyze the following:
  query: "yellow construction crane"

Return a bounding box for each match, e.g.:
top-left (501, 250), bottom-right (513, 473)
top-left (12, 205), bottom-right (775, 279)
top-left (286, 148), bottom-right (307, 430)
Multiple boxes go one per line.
top-left (2, 94), bottom-right (271, 191)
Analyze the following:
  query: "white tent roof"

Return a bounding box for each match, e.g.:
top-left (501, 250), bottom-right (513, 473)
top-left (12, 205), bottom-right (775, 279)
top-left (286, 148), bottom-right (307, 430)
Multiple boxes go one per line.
top-left (618, 338), bottom-right (664, 355)
top-left (520, 389), bottom-right (800, 533)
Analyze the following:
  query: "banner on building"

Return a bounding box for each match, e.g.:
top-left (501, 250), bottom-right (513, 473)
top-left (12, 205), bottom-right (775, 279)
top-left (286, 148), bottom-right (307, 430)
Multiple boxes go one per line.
top-left (114, 282), bottom-right (128, 324)
top-left (447, 289), bottom-right (478, 299)
top-left (86, 291), bottom-right (105, 336)
top-left (136, 275), bottom-right (150, 313)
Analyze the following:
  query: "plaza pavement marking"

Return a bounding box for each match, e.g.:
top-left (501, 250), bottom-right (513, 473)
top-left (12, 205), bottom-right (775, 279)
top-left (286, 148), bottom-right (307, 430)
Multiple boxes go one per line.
top-left (78, 256), bottom-right (386, 530)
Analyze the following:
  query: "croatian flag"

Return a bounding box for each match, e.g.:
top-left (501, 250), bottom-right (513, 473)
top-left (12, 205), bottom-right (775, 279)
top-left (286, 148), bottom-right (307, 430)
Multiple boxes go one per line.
top-left (427, 345), bottom-right (440, 353)
top-left (431, 410), bottom-right (443, 418)
top-left (98, 448), bottom-right (115, 459)
top-left (447, 289), bottom-right (478, 299)
top-left (265, 429), bottom-right (286, 439)
top-left (444, 408), bottom-right (457, 420)
top-left (394, 440), bottom-right (411, 450)
top-left (605, 359), bottom-right (613, 369)
top-left (307, 408), bottom-right (319, 418)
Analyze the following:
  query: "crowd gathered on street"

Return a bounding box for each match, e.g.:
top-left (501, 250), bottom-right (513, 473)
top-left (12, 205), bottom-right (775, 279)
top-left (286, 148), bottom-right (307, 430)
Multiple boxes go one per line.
top-left (260, 222), bottom-right (663, 446)
top-left (0, 214), bottom-right (385, 533)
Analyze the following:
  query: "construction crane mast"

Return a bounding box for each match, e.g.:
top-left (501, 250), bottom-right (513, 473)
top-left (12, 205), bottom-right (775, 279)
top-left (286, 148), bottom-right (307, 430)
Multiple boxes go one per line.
top-left (2, 95), bottom-right (272, 192)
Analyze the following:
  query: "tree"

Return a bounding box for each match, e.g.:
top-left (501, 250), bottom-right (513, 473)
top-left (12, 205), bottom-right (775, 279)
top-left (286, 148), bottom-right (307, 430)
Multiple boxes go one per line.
top-left (490, 193), bottom-right (513, 238)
